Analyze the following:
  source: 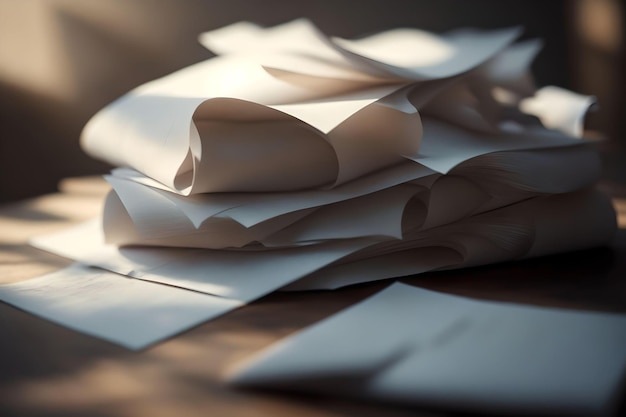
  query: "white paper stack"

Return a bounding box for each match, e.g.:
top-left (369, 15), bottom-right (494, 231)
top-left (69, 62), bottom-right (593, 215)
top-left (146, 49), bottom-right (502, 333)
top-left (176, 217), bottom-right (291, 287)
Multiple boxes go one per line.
top-left (33, 19), bottom-right (616, 296)
top-left (4, 19), bottom-right (619, 408)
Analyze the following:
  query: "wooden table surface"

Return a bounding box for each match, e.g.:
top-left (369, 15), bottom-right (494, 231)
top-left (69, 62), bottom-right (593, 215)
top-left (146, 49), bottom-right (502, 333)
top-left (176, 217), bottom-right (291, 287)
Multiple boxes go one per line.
top-left (1, 177), bottom-right (625, 417)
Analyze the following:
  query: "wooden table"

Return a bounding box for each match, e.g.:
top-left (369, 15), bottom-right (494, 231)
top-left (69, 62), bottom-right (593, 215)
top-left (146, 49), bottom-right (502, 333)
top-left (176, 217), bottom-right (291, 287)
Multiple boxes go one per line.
top-left (1, 177), bottom-right (625, 417)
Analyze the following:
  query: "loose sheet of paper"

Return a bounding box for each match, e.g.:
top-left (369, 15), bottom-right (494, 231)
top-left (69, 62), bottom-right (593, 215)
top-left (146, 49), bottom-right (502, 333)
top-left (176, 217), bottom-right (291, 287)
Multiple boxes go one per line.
top-left (202, 20), bottom-right (522, 82)
top-left (411, 117), bottom-right (585, 174)
top-left (30, 221), bottom-right (378, 301)
top-left (0, 264), bottom-right (242, 349)
top-left (231, 283), bottom-right (626, 416)
top-left (110, 161), bottom-right (436, 228)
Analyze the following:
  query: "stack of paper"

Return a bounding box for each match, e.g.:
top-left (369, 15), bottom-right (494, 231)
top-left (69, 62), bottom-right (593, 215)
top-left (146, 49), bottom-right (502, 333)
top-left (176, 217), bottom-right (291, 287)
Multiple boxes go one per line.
top-left (23, 20), bottom-right (615, 328)
top-left (0, 20), bottom-right (619, 413)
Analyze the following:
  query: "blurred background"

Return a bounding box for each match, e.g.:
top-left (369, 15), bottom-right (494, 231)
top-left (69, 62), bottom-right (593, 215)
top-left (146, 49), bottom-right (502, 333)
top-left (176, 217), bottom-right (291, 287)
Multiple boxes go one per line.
top-left (0, 0), bottom-right (624, 203)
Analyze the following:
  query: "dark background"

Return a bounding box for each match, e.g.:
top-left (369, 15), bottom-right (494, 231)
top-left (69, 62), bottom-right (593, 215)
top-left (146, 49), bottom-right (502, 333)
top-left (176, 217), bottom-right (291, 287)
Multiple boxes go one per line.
top-left (0, 0), bottom-right (624, 203)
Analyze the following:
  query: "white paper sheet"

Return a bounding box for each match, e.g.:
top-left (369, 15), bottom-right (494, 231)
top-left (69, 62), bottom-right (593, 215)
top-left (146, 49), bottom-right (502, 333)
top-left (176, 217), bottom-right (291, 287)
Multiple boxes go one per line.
top-left (0, 264), bottom-right (242, 350)
top-left (103, 187), bottom-right (294, 249)
top-left (520, 85), bottom-right (597, 137)
top-left (30, 221), bottom-right (378, 301)
top-left (105, 177), bottom-right (430, 249)
top-left (262, 184), bottom-right (424, 246)
top-left (231, 283), bottom-right (626, 416)
top-left (451, 143), bottom-right (602, 195)
top-left (200, 19), bottom-right (391, 82)
top-left (411, 117), bottom-right (585, 174)
top-left (109, 161), bottom-right (437, 228)
top-left (201, 20), bottom-right (522, 82)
